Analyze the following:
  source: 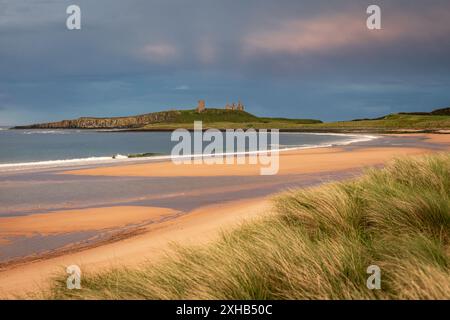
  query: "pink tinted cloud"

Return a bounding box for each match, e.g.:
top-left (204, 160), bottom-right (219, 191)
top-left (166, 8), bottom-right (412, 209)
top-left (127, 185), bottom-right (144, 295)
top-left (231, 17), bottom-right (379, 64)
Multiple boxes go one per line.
top-left (242, 8), bottom-right (450, 56)
top-left (140, 43), bottom-right (179, 63)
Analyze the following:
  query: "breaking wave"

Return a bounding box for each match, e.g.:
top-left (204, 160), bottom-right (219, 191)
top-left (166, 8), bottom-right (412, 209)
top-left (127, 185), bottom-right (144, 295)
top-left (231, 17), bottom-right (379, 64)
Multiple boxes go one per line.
top-left (0, 133), bottom-right (378, 172)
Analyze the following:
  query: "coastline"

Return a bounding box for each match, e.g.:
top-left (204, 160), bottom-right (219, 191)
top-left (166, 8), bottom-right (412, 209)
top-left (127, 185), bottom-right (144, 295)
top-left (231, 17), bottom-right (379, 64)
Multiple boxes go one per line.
top-left (8, 125), bottom-right (450, 134)
top-left (0, 133), bottom-right (449, 298)
top-left (0, 131), bottom-right (376, 172)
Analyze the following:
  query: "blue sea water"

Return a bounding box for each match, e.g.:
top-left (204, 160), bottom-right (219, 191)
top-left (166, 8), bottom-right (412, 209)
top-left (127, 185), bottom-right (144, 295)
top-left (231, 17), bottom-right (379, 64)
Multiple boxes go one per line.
top-left (0, 128), bottom-right (372, 167)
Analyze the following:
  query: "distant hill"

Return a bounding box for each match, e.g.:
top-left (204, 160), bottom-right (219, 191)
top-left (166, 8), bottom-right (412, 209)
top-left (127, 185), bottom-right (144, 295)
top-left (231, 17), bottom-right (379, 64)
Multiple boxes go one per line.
top-left (307, 107), bottom-right (450, 132)
top-left (14, 108), bottom-right (322, 129)
top-left (398, 107), bottom-right (450, 116)
top-left (351, 107), bottom-right (450, 122)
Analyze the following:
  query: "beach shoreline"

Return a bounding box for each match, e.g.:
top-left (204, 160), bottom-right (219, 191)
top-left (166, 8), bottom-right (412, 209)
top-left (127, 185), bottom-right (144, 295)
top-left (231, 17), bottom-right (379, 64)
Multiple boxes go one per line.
top-left (0, 133), bottom-right (449, 298)
top-left (0, 131), bottom-right (376, 172)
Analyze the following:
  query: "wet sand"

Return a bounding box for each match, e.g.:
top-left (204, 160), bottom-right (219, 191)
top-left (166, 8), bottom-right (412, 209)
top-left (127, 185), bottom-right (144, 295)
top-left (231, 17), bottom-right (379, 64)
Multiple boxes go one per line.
top-left (0, 206), bottom-right (178, 239)
top-left (0, 198), bottom-right (271, 298)
top-left (63, 146), bottom-right (427, 177)
top-left (0, 133), bottom-right (449, 297)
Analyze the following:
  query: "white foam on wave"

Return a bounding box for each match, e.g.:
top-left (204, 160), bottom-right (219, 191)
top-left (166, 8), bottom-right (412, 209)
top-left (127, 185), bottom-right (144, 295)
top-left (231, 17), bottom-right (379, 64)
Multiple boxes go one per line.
top-left (113, 154), bottom-right (128, 159)
top-left (0, 156), bottom-right (118, 171)
top-left (21, 130), bottom-right (68, 135)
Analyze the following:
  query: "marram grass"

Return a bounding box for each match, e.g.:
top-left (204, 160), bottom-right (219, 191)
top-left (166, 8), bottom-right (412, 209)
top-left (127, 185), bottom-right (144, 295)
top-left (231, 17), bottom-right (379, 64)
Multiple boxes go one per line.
top-left (45, 153), bottom-right (450, 300)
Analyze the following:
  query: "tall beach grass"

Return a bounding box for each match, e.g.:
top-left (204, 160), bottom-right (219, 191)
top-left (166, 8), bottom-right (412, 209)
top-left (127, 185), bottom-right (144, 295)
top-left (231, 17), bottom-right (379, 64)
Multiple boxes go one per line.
top-left (47, 153), bottom-right (450, 299)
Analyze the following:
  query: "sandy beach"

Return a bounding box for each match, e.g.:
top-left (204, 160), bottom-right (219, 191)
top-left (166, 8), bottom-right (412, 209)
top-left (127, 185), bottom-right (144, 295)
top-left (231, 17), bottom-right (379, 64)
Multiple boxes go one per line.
top-left (0, 133), bottom-right (449, 298)
top-left (63, 146), bottom-right (426, 177)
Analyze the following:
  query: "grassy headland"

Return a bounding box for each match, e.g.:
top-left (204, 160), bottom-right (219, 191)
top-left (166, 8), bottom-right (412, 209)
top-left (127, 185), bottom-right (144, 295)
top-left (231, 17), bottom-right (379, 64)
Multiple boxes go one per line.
top-left (136, 113), bottom-right (450, 132)
top-left (291, 113), bottom-right (450, 132)
top-left (136, 108), bottom-right (450, 132)
top-left (13, 107), bottom-right (450, 133)
top-left (13, 108), bottom-right (321, 130)
top-left (46, 153), bottom-right (450, 299)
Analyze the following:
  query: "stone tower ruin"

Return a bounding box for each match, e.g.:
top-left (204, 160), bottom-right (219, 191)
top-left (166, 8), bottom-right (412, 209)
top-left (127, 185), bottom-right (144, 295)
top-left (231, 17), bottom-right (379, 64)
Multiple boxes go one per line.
top-left (237, 100), bottom-right (244, 111)
top-left (197, 100), bottom-right (206, 113)
top-left (224, 100), bottom-right (245, 111)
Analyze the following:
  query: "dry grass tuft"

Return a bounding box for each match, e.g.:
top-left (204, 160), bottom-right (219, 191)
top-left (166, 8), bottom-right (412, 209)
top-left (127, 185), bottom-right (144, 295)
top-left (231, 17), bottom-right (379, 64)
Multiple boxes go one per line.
top-left (46, 153), bottom-right (450, 300)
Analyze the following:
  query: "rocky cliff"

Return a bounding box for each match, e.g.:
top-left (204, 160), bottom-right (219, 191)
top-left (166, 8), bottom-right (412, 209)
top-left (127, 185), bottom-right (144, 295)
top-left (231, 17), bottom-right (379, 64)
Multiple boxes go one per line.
top-left (14, 110), bottom-right (182, 129)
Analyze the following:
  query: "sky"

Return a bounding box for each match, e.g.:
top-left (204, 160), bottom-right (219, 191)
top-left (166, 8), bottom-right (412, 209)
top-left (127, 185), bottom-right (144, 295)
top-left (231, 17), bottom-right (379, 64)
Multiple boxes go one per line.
top-left (1, 0), bottom-right (450, 125)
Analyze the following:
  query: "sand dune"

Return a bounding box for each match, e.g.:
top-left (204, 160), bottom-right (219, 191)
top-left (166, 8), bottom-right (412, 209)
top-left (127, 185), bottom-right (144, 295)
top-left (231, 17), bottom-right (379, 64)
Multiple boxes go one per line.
top-left (0, 134), bottom-right (449, 298)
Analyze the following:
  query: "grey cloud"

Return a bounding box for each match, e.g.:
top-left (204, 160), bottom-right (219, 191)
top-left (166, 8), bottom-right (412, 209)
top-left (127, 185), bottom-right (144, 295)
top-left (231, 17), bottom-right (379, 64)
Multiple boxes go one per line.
top-left (0, 0), bottom-right (449, 124)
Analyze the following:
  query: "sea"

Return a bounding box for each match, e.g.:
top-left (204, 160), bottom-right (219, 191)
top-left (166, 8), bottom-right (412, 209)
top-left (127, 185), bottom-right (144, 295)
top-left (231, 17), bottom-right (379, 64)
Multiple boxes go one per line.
top-left (0, 127), bottom-right (376, 170)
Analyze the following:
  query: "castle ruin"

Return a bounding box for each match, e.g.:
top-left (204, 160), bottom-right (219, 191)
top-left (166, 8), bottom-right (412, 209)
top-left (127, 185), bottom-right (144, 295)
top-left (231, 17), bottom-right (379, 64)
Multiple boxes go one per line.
top-left (225, 100), bottom-right (245, 111)
top-left (197, 99), bottom-right (245, 113)
top-left (196, 100), bottom-right (206, 113)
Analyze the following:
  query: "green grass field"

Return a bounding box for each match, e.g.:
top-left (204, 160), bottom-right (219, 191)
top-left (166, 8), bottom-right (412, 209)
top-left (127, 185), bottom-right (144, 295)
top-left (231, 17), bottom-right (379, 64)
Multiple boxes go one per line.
top-left (45, 153), bottom-right (450, 299)
top-left (149, 108), bottom-right (323, 125)
top-left (137, 108), bottom-right (322, 130)
top-left (137, 112), bottom-right (450, 132)
top-left (302, 114), bottom-right (450, 130)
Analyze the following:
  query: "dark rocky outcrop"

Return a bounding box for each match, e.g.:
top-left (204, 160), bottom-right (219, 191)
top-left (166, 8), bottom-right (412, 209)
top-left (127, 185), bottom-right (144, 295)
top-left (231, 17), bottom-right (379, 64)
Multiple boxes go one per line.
top-left (430, 107), bottom-right (450, 115)
top-left (14, 110), bottom-right (182, 129)
top-left (399, 107), bottom-right (450, 116)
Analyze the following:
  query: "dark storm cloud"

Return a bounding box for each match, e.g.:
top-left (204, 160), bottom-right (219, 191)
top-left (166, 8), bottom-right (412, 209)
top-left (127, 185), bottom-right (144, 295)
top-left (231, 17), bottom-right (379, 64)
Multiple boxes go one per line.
top-left (1, 0), bottom-right (450, 125)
